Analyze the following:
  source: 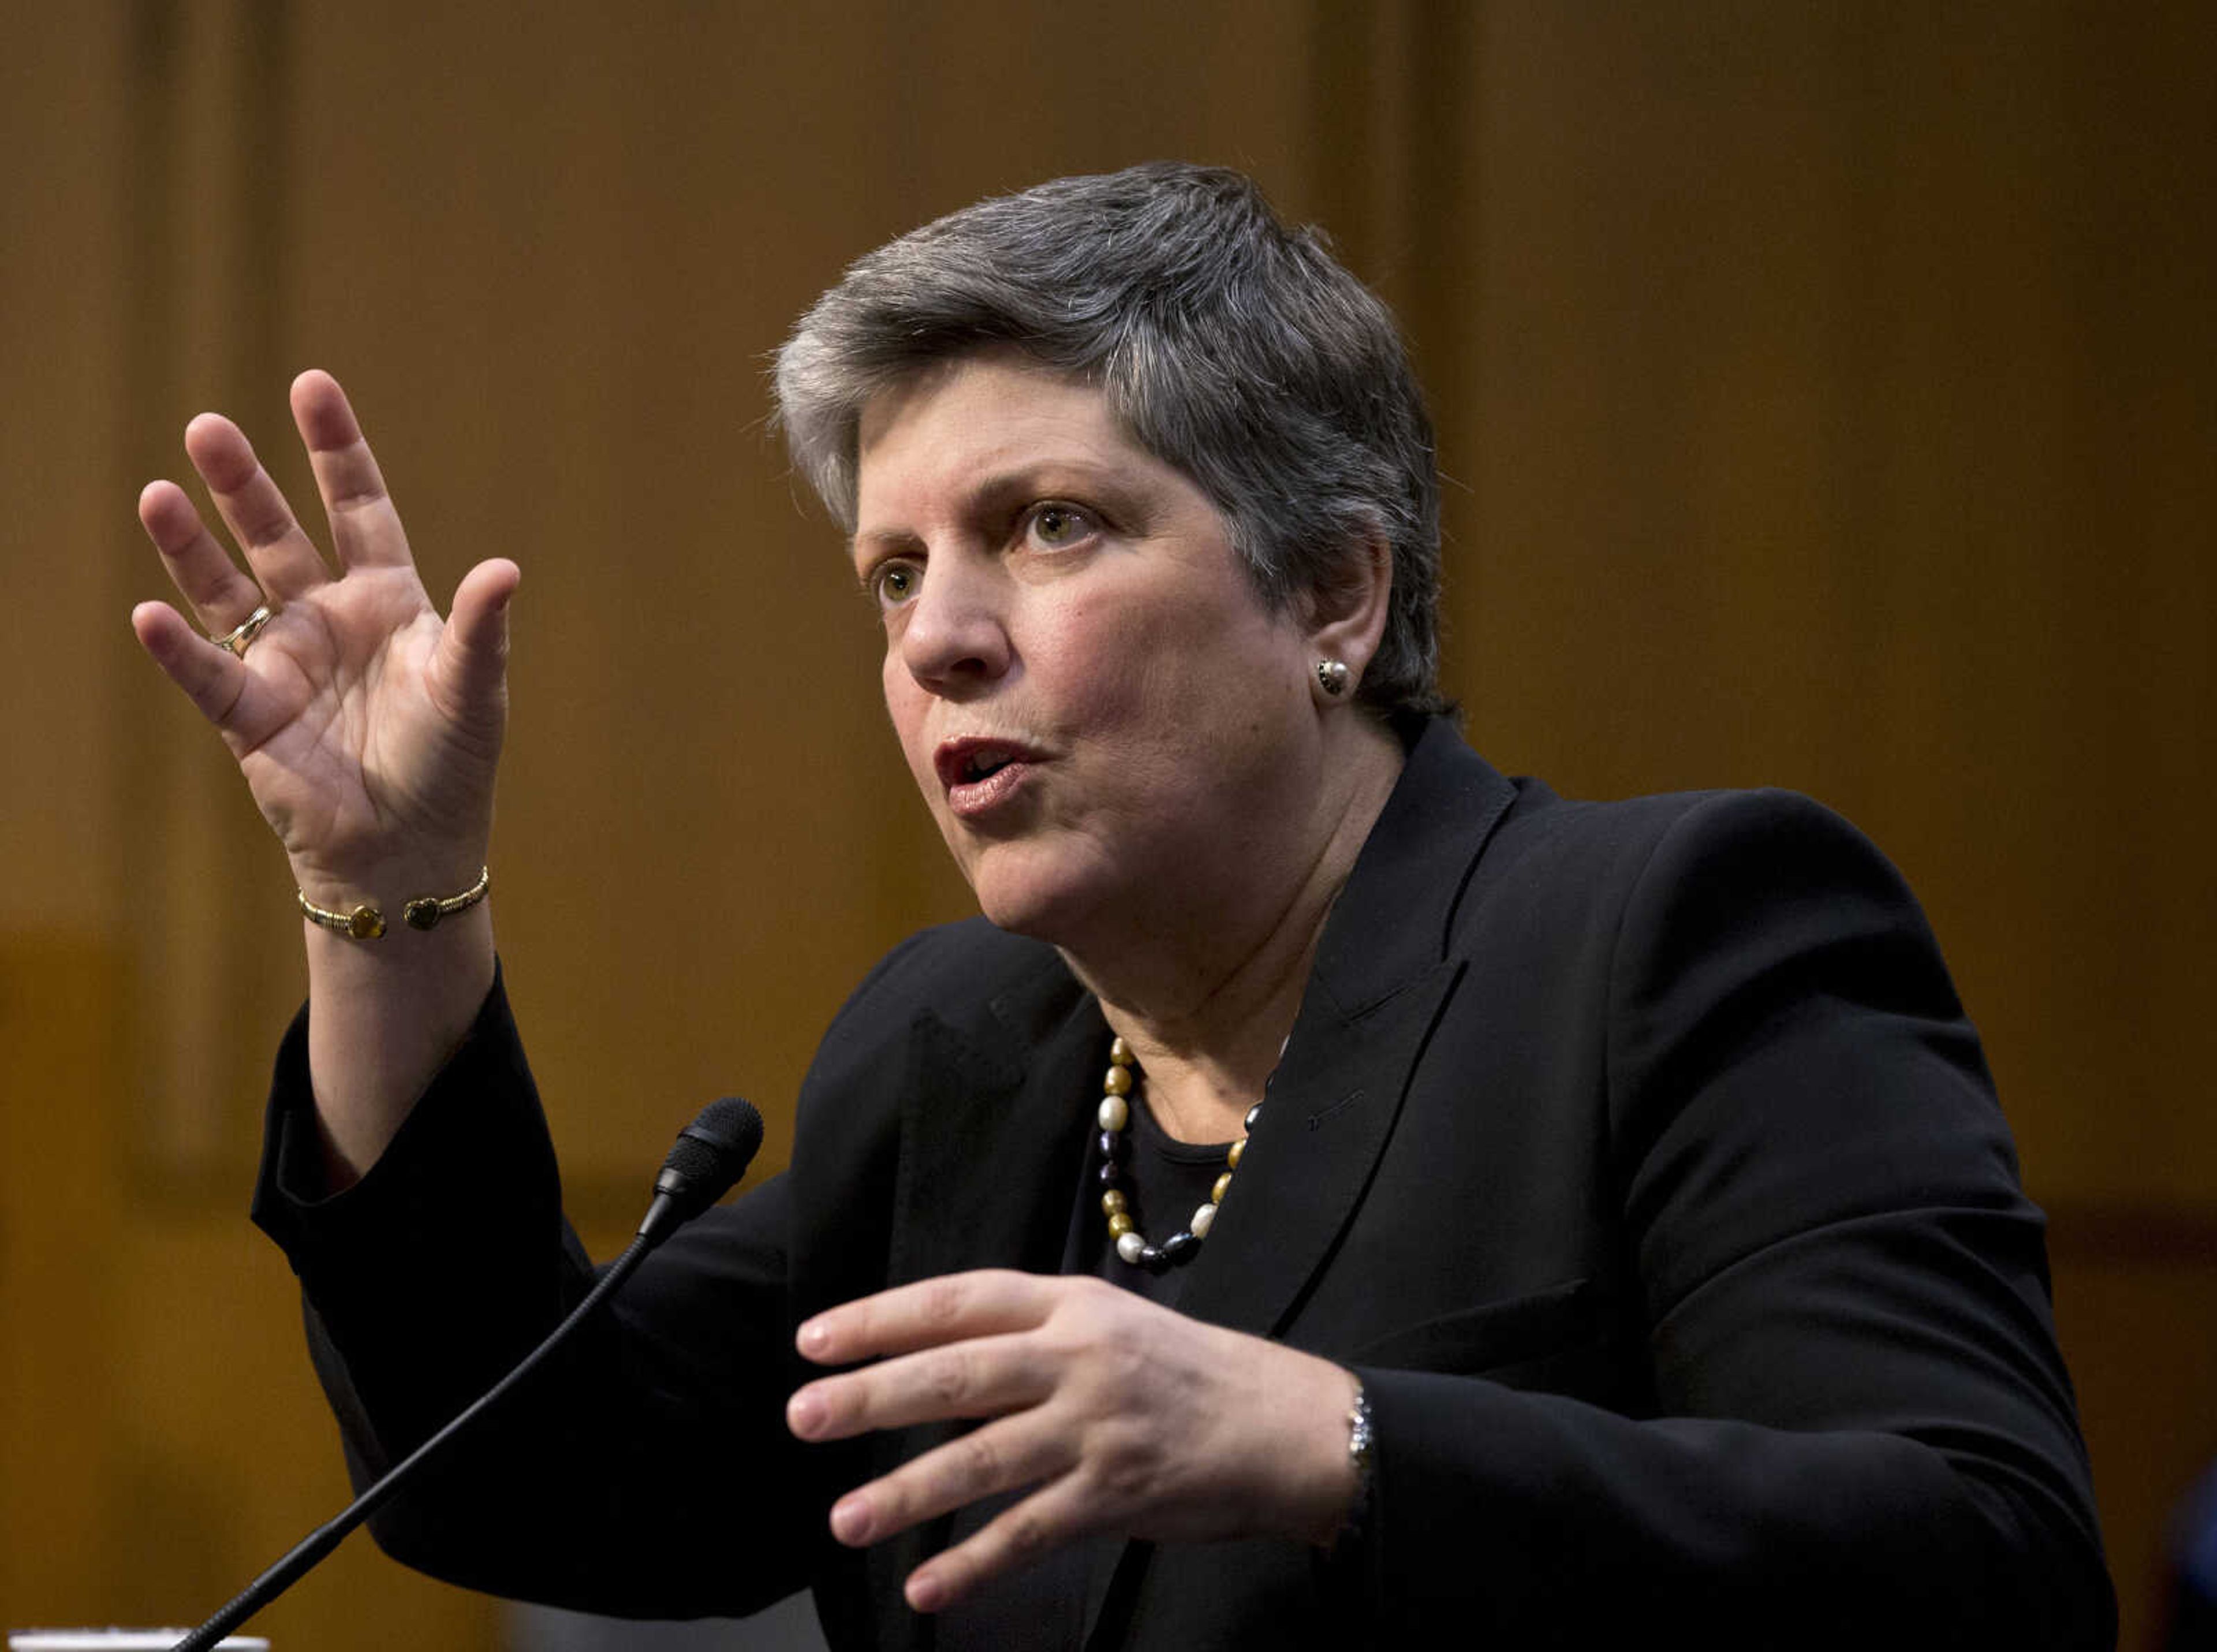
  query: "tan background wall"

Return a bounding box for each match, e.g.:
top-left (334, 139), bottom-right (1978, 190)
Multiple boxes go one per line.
top-left (1, 3), bottom-right (2209, 1647)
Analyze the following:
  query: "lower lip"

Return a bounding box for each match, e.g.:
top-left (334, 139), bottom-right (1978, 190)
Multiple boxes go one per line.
top-left (947, 760), bottom-right (1034, 819)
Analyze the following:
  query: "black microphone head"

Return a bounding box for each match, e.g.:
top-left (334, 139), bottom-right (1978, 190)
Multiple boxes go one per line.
top-left (678, 1095), bottom-right (765, 1168)
top-left (651, 1097), bottom-right (765, 1227)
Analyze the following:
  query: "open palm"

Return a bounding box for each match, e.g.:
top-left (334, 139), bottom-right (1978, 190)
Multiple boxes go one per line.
top-left (132, 370), bottom-right (517, 896)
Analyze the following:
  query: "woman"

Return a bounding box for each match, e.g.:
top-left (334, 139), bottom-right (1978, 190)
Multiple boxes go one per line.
top-left (132, 164), bottom-right (2111, 1647)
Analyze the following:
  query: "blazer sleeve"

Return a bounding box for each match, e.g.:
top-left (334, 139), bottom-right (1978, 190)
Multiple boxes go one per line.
top-left (249, 968), bottom-right (827, 1620)
top-left (1352, 789), bottom-right (2113, 1647)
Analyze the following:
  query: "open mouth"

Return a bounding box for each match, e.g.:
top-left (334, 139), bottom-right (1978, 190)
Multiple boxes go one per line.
top-left (935, 738), bottom-right (1040, 814)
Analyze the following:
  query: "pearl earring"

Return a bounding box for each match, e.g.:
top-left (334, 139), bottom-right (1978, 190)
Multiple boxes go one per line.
top-left (1315, 659), bottom-right (1351, 698)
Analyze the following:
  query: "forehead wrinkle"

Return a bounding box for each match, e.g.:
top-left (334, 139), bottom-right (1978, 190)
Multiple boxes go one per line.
top-left (854, 360), bottom-right (1190, 547)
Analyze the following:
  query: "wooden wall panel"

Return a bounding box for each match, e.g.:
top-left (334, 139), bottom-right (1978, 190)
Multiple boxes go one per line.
top-left (2056, 1245), bottom-right (2217, 1640)
top-left (0, 943), bottom-right (128, 1627)
top-left (1449, 12), bottom-right (2215, 1640)
top-left (0, 3), bottom-right (130, 936)
top-left (1453, 5), bottom-right (2216, 1209)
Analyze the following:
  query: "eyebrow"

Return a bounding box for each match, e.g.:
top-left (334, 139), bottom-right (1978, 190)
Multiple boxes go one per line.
top-left (853, 460), bottom-right (1146, 558)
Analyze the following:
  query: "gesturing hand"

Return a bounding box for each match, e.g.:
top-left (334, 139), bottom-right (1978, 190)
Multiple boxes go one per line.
top-left (132, 369), bottom-right (517, 899)
top-left (786, 1270), bottom-right (1360, 1614)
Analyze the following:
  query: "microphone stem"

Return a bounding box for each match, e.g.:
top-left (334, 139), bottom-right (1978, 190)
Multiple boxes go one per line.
top-left (173, 1233), bottom-right (658, 1652)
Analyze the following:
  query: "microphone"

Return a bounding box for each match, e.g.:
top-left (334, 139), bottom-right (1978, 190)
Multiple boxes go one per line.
top-left (171, 1097), bottom-right (766, 1652)
top-left (638, 1095), bottom-right (766, 1245)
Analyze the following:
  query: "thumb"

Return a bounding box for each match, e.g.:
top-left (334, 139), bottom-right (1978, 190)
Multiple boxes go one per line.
top-left (438, 557), bottom-right (520, 714)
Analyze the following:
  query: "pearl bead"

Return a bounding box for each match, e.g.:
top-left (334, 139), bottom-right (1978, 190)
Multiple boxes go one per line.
top-left (1091, 1033), bottom-right (1255, 1273)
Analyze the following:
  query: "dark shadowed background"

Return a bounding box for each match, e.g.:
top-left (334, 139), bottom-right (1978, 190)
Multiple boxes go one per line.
top-left (2, 4), bottom-right (2209, 1647)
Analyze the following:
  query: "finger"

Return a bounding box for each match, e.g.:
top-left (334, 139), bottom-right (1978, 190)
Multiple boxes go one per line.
top-left (130, 599), bottom-right (251, 728)
top-left (182, 411), bottom-right (333, 602)
top-left (790, 1330), bottom-right (1051, 1444)
top-left (430, 557), bottom-right (520, 722)
top-left (903, 1474), bottom-right (1098, 1614)
top-left (797, 1269), bottom-right (1059, 1366)
top-left (292, 368), bottom-right (415, 571)
top-left (139, 479), bottom-right (268, 635)
top-left (825, 1411), bottom-right (1075, 1550)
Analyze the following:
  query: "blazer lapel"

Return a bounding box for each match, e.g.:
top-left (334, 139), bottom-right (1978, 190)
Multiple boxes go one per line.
top-left (868, 970), bottom-right (1103, 1652)
top-left (1081, 725), bottom-right (1517, 1644)
top-left (1076, 955), bottom-right (1463, 1652)
top-left (1173, 954), bottom-right (1465, 1339)
top-left (884, 996), bottom-right (1100, 1290)
top-left (1176, 721), bottom-right (1514, 1339)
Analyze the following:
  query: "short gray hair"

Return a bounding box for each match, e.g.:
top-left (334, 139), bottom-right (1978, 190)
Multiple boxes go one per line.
top-left (774, 162), bottom-right (1449, 724)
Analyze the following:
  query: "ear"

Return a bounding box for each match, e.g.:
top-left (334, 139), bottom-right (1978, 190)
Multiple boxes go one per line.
top-left (1304, 531), bottom-right (1394, 698)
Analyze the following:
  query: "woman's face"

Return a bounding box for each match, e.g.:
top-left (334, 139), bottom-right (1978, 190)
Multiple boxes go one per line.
top-left (853, 356), bottom-right (1333, 949)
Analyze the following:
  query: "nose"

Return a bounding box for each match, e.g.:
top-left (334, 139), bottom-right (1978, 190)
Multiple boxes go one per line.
top-left (896, 550), bottom-right (1012, 695)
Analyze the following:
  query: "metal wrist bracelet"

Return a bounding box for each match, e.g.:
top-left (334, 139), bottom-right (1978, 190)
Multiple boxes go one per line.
top-left (1342, 1381), bottom-right (1375, 1538)
top-left (297, 866), bottom-right (490, 941)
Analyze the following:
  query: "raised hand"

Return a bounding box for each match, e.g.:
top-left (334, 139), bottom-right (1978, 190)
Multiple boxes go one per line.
top-left (134, 370), bottom-right (517, 1176)
top-left (132, 368), bottom-right (518, 901)
top-left (786, 1270), bottom-right (1360, 1613)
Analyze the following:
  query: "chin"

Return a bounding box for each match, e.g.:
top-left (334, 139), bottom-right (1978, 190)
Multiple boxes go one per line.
top-left (971, 877), bottom-right (1085, 944)
top-left (961, 843), bottom-right (1118, 948)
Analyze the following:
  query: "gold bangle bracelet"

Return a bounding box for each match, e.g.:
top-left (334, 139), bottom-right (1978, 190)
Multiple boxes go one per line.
top-left (297, 866), bottom-right (490, 941)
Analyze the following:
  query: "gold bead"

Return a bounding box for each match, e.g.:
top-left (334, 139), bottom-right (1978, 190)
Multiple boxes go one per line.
top-left (1211, 1171), bottom-right (1234, 1205)
top-left (1103, 1065), bottom-right (1133, 1096)
top-left (1108, 1212), bottom-right (1134, 1238)
top-left (1102, 1189), bottom-right (1127, 1215)
top-left (1226, 1138), bottom-right (1245, 1169)
top-left (346, 904), bottom-right (386, 941)
top-left (1109, 1036), bottom-right (1134, 1066)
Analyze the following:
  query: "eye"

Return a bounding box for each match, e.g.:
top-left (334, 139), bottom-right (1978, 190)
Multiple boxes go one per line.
top-left (864, 559), bottom-right (920, 611)
top-left (1025, 502), bottom-right (1097, 550)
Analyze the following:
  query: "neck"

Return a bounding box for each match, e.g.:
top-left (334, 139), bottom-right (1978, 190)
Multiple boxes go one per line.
top-left (1062, 715), bottom-right (1405, 1142)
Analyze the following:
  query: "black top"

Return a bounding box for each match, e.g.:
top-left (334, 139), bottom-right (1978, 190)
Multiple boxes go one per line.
top-left (251, 720), bottom-right (2114, 1649)
top-left (939, 1091), bottom-right (1236, 1647)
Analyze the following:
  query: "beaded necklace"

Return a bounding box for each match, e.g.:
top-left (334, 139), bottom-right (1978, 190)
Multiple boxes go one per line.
top-left (1095, 1035), bottom-right (1259, 1272)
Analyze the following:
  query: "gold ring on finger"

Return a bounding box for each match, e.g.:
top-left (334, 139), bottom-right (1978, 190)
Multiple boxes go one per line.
top-left (211, 603), bottom-right (275, 658)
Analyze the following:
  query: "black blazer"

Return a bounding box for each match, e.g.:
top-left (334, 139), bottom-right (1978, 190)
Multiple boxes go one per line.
top-left (253, 721), bottom-right (2113, 1648)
